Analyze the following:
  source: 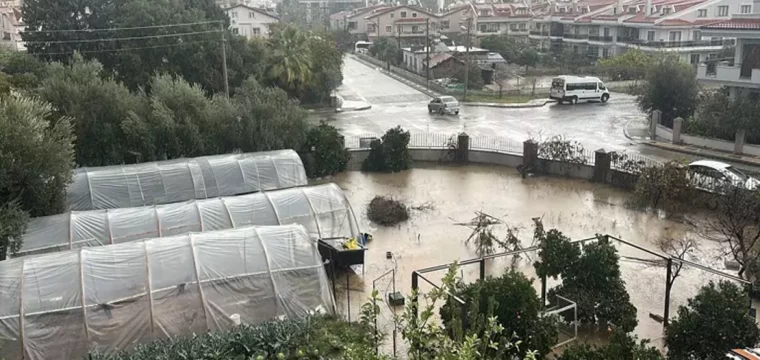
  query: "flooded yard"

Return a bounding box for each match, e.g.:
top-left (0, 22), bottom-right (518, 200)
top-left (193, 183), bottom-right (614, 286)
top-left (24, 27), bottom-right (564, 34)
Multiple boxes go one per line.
top-left (324, 163), bottom-right (739, 351)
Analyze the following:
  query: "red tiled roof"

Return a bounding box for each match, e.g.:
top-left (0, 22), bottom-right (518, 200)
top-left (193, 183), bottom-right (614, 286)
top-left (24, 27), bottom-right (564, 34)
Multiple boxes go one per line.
top-left (701, 18), bottom-right (760, 30)
top-left (659, 18), bottom-right (692, 25)
top-left (426, 53), bottom-right (455, 67)
top-left (624, 13), bottom-right (658, 23)
top-left (366, 5), bottom-right (436, 19)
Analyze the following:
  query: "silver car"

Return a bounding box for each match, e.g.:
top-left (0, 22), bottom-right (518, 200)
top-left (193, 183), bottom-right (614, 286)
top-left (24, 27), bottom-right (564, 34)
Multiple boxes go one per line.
top-left (428, 96), bottom-right (460, 115)
top-left (688, 160), bottom-right (759, 191)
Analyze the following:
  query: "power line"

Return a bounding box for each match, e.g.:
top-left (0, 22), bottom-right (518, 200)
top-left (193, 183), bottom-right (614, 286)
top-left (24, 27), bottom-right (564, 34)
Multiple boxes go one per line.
top-left (24, 30), bottom-right (220, 45)
top-left (23, 20), bottom-right (224, 34)
top-left (33, 39), bottom-right (216, 56)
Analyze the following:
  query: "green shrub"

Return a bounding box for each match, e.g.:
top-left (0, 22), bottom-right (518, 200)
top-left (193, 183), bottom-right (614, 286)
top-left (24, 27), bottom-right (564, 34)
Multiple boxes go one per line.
top-left (361, 126), bottom-right (411, 173)
top-left (558, 332), bottom-right (663, 360)
top-left (302, 122), bottom-right (350, 178)
top-left (87, 316), bottom-right (375, 360)
top-left (440, 270), bottom-right (559, 358)
top-left (630, 160), bottom-right (694, 211)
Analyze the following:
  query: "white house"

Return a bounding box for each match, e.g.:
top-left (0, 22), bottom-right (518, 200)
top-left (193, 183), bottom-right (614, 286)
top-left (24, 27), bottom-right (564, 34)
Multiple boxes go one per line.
top-left (225, 4), bottom-right (279, 38)
top-left (697, 0), bottom-right (760, 98)
top-left (0, 5), bottom-right (24, 52)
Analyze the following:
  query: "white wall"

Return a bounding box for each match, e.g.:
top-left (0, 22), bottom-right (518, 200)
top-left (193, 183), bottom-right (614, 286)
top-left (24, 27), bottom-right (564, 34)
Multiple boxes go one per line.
top-left (227, 8), bottom-right (278, 38)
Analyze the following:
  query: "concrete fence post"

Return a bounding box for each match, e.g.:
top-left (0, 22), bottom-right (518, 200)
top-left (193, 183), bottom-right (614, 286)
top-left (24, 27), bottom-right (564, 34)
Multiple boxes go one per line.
top-left (650, 110), bottom-right (661, 141)
top-left (523, 140), bottom-right (539, 169)
top-left (593, 149), bottom-right (611, 183)
top-left (457, 133), bottom-right (470, 163)
top-left (672, 117), bottom-right (684, 144)
top-left (735, 129), bottom-right (746, 155)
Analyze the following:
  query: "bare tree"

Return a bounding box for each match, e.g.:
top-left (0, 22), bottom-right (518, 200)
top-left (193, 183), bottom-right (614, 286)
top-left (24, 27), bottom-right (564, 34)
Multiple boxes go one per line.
top-left (658, 236), bottom-right (698, 291)
top-left (492, 64), bottom-right (510, 98)
top-left (706, 185), bottom-right (760, 280)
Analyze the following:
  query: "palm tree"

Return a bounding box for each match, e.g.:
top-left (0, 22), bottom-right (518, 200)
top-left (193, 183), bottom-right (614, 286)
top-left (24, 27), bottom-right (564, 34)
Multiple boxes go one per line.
top-left (267, 25), bottom-right (312, 95)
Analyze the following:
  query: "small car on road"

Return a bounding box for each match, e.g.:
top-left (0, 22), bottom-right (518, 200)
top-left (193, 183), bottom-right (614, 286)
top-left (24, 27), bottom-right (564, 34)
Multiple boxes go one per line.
top-left (688, 160), bottom-right (759, 191)
top-left (428, 96), bottom-right (460, 115)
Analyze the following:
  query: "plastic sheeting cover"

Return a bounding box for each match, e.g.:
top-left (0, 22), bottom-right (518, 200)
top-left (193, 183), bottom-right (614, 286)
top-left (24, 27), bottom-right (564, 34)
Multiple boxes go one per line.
top-left (0, 225), bottom-right (335, 360)
top-left (67, 150), bottom-right (307, 211)
top-left (16, 184), bottom-right (360, 258)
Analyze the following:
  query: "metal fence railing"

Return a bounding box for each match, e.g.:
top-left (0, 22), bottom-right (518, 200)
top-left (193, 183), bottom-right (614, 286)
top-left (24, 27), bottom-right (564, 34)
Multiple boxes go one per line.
top-left (409, 133), bottom-right (454, 148)
top-left (611, 152), bottom-right (663, 174)
top-left (468, 135), bottom-right (523, 154)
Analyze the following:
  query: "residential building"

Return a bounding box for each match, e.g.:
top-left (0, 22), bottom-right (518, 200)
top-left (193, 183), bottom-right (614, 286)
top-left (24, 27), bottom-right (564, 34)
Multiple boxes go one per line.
top-left (216, 0), bottom-right (276, 11)
top-left (696, 1), bottom-right (760, 98)
top-left (0, 5), bottom-right (23, 52)
top-left (339, 5), bottom-right (389, 36)
top-left (519, 0), bottom-right (740, 62)
top-left (466, 3), bottom-right (534, 38)
top-left (402, 44), bottom-right (506, 74)
top-left (437, 4), bottom-right (473, 39)
top-left (300, 0), bottom-right (366, 25)
top-left (225, 4), bottom-right (279, 38)
top-left (365, 5), bottom-right (440, 45)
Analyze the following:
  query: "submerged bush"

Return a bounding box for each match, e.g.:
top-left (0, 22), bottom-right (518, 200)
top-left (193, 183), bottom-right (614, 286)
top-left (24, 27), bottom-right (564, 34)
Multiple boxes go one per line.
top-left (361, 126), bottom-right (411, 172)
top-left (302, 122), bottom-right (350, 178)
top-left (367, 196), bottom-right (409, 226)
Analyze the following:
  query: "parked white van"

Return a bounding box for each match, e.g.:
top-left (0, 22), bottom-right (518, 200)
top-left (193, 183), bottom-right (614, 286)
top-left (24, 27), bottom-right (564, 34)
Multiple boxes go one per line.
top-left (550, 76), bottom-right (610, 105)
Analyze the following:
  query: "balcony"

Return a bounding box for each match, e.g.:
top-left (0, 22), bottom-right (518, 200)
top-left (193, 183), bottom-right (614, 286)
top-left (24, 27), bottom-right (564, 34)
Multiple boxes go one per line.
top-left (619, 38), bottom-right (735, 49)
top-left (562, 33), bottom-right (589, 42)
top-left (588, 35), bottom-right (613, 43)
top-left (697, 62), bottom-right (760, 88)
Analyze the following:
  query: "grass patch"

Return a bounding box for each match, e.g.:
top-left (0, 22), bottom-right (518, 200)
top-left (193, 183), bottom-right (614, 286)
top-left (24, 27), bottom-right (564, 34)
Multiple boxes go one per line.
top-left (367, 196), bottom-right (409, 226)
top-left (459, 94), bottom-right (538, 104)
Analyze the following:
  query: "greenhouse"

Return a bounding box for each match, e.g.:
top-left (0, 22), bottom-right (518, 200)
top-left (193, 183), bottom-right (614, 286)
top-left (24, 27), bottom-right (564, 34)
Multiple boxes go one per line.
top-left (0, 225), bottom-right (336, 360)
top-left (67, 150), bottom-right (307, 211)
top-left (16, 183), bottom-right (361, 258)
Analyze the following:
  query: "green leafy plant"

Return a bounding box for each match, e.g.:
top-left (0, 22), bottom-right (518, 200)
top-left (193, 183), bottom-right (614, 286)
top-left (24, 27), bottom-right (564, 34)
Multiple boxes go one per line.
top-left (440, 270), bottom-right (559, 358)
top-left (637, 55), bottom-right (699, 127)
top-left (302, 122), bottom-right (350, 178)
top-left (558, 331), bottom-right (664, 360)
top-left (361, 126), bottom-right (411, 173)
top-left (665, 281), bottom-right (759, 360)
top-left (630, 160), bottom-right (694, 211)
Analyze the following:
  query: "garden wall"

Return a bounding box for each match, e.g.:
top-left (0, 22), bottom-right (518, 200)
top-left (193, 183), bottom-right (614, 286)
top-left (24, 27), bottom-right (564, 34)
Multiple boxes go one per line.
top-left (654, 113), bottom-right (760, 156)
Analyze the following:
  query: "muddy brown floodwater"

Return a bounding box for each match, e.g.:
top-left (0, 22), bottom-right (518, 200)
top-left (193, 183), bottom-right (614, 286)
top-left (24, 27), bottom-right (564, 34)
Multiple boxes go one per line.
top-left (322, 163), bottom-right (740, 354)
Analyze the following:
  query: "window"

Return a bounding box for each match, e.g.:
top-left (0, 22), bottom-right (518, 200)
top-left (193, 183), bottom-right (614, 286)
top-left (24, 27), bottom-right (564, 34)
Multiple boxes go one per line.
top-left (249, 11), bottom-right (254, 18)
top-left (401, 11), bottom-right (407, 17)
top-left (412, 12), bottom-right (417, 17)
top-left (581, 7), bottom-right (588, 13)
top-left (628, 7), bottom-right (636, 13)
top-left (669, 31), bottom-right (681, 41)
top-left (602, 48), bottom-right (609, 58)
top-left (232, 27), bottom-right (239, 34)
top-left (510, 23), bottom-right (517, 31)
top-left (598, 83), bottom-right (606, 90)
top-left (741, 4), bottom-right (752, 13)
top-left (647, 30), bottom-right (655, 41)
top-left (440, 20), bottom-right (449, 29)
top-left (412, 25), bottom-right (419, 33)
top-left (231, 11), bottom-right (238, 18)
top-left (386, 25), bottom-right (391, 33)
top-left (693, 30), bottom-right (701, 40)
top-left (717, 5), bottom-right (729, 16)
top-left (519, 23), bottom-right (526, 30)
top-left (480, 24), bottom-right (487, 32)
top-left (390, 12), bottom-right (394, 18)
top-left (662, 7), bottom-right (671, 14)
top-left (698, 9), bottom-right (707, 17)
top-left (603, 27), bottom-right (610, 37)
top-left (559, 7), bottom-right (566, 13)
top-left (690, 53), bottom-right (700, 65)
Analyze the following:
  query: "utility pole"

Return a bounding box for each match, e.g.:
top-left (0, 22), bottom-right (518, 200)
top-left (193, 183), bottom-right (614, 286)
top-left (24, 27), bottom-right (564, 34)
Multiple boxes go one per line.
top-left (220, 22), bottom-right (230, 98)
top-left (463, 17), bottom-right (471, 102)
top-left (425, 18), bottom-right (430, 88)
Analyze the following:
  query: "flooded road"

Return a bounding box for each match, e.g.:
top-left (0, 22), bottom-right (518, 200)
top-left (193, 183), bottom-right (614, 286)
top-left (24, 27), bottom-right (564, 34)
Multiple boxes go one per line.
top-left (326, 164), bottom-right (741, 352)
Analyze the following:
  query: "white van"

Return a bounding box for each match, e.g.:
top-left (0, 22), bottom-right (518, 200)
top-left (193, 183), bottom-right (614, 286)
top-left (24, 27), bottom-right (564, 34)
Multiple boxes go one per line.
top-left (354, 41), bottom-right (372, 54)
top-left (550, 75), bottom-right (610, 104)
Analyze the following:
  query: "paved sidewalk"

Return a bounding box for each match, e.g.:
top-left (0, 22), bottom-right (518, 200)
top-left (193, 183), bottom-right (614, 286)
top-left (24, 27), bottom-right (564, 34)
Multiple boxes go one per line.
top-left (461, 99), bottom-right (555, 108)
top-left (334, 86), bottom-right (372, 113)
top-left (645, 141), bottom-right (760, 167)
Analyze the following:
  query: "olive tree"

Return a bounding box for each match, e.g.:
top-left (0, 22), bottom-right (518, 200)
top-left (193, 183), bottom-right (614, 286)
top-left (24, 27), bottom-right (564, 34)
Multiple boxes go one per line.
top-left (637, 55), bottom-right (699, 127)
top-left (0, 96), bottom-right (75, 259)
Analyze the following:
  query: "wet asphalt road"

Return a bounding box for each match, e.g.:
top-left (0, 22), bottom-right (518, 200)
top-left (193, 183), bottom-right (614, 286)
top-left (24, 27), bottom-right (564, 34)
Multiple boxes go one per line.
top-left (314, 56), bottom-right (760, 173)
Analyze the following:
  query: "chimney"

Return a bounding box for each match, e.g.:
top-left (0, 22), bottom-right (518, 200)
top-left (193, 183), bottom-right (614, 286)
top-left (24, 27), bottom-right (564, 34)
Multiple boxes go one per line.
top-left (618, 0), bottom-right (625, 15)
top-left (646, 0), bottom-right (652, 16)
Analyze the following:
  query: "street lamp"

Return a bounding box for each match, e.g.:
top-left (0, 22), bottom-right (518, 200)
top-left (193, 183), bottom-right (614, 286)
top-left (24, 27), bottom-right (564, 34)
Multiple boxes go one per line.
top-left (460, 17), bottom-right (472, 101)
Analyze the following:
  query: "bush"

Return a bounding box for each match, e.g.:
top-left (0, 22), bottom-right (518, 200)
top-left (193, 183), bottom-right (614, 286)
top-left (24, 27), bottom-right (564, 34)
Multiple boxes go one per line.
top-left (440, 270), bottom-right (559, 358)
top-left (637, 55), bottom-right (698, 127)
top-left (558, 332), bottom-right (664, 360)
top-left (367, 196), bottom-right (409, 226)
top-left (87, 316), bottom-right (376, 360)
top-left (630, 161), bottom-right (694, 211)
top-left (665, 281), bottom-right (759, 360)
top-left (302, 122), bottom-right (350, 178)
top-left (361, 126), bottom-right (411, 172)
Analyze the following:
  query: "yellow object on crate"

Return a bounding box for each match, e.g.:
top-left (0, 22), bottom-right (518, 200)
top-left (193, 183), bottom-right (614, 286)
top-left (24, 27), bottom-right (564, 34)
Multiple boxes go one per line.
top-left (342, 238), bottom-right (359, 250)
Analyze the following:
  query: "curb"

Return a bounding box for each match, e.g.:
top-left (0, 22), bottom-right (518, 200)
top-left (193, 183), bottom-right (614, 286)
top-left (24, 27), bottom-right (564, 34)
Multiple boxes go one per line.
top-left (335, 105), bottom-right (372, 113)
top-left (461, 100), bottom-right (554, 109)
top-left (622, 118), bottom-right (650, 142)
top-left (643, 141), bottom-right (760, 167)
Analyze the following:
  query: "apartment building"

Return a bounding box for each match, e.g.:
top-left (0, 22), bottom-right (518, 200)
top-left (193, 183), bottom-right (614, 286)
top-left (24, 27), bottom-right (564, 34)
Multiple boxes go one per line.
top-left (300, 0), bottom-right (366, 25)
top-left (520, 0), bottom-right (740, 62)
top-left (696, 0), bottom-right (760, 98)
top-left (225, 4), bottom-right (279, 38)
top-left (466, 3), bottom-right (534, 38)
top-left (333, 5), bottom-right (389, 36)
top-left (364, 5), bottom-right (439, 44)
top-left (0, 5), bottom-right (23, 52)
